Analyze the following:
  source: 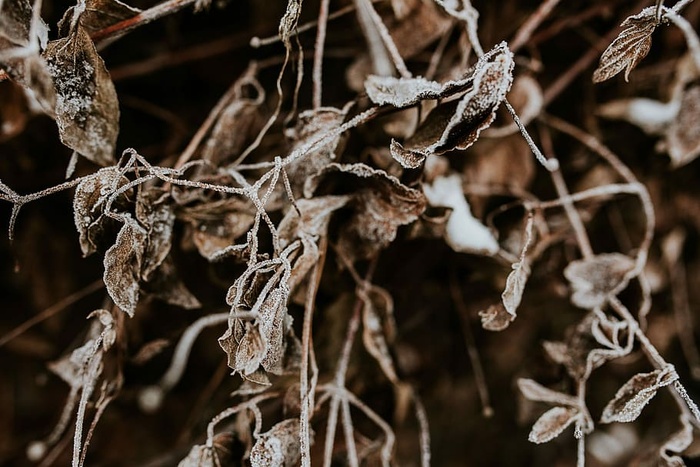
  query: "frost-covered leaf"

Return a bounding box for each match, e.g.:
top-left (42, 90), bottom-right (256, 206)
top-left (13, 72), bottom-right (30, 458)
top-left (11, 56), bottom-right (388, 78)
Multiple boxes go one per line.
top-left (600, 367), bottom-right (678, 423)
top-left (178, 445), bottom-right (215, 467)
top-left (103, 216), bottom-right (147, 316)
top-left (135, 190), bottom-right (175, 280)
top-left (593, 7), bottom-right (656, 83)
top-left (517, 379), bottom-right (579, 407)
top-left (250, 419), bottom-right (302, 467)
top-left (478, 303), bottom-right (512, 331)
top-left (365, 75), bottom-right (443, 107)
top-left (528, 406), bottom-right (580, 444)
top-left (361, 285), bottom-right (398, 384)
top-left (143, 256), bottom-right (201, 309)
top-left (563, 253), bottom-right (636, 310)
top-left (305, 162), bottom-right (426, 261)
top-left (60, 0), bottom-right (141, 36)
top-left (501, 215), bottom-right (534, 319)
top-left (44, 25), bottom-right (119, 165)
top-left (73, 166), bottom-right (123, 256)
top-left (667, 81), bottom-right (700, 167)
top-left (392, 42), bottom-right (514, 158)
top-left (423, 173), bottom-right (498, 255)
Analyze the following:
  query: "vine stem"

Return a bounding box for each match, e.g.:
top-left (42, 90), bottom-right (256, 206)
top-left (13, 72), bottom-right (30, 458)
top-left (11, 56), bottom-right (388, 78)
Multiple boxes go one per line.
top-left (90, 0), bottom-right (197, 42)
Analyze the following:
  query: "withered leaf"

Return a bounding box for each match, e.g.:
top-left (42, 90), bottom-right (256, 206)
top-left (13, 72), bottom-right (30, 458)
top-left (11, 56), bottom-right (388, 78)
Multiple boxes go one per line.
top-left (60, 0), bottom-right (141, 36)
top-left (517, 378), bottom-right (579, 407)
top-left (392, 42), bottom-right (514, 159)
top-left (600, 367), bottom-right (678, 423)
top-left (361, 285), bottom-right (398, 384)
top-left (135, 190), bottom-right (175, 280)
top-left (478, 303), bottom-right (512, 331)
top-left (0, 0), bottom-right (44, 46)
top-left (563, 253), bottom-right (636, 310)
top-left (501, 215), bottom-right (534, 319)
top-left (365, 75), bottom-right (443, 107)
top-left (593, 7), bottom-right (656, 83)
top-left (103, 216), bottom-right (147, 317)
top-left (143, 256), bottom-right (201, 309)
top-left (528, 406), bottom-right (580, 444)
top-left (305, 162), bottom-right (426, 261)
top-left (44, 25), bottom-right (119, 166)
top-left (178, 445), bottom-right (215, 467)
top-left (73, 166), bottom-right (125, 256)
top-left (250, 419), bottom-right (302, 467)
top-left (423, 173), bottom-right (499, 255)
top-left (667, 81), bottom-right (700, 167)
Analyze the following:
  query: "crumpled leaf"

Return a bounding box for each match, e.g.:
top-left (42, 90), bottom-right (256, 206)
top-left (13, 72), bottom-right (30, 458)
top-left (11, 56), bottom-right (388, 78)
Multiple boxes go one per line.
top-left (600, 366), bottom-right (678, 423)
top-left (250, 419), bottom-right (302, 467)
top-left (528, 406), bottom-right (580, 444)
top-left (360, 285), bottom-right (398, 384)
top-left (593, 7), bottom-right (657, 83)
top-left (305, 162), bottom-right (426, 261)
top-left (73, 166), bottom-right (124, 256)
top-left (44, 25), bottom-right (119, 165)
top-left (390, 42), bottom-right (514, 160)
top-left (667, 80), bottom-right (700, 167)
top-left (285, 107), bottom-right (348, 196)
top-left (59, 0), bottom-right (141, 36)
top-left (0, 0), bottom-right (55, 111)
top-left (423, 173), bottom-right (499, 255)
top-left (478, 303), bottom-right (512, 331)
top-left (135, 189), bottom-right (175, 280)
top-left (563, 253), bottom-right (636, 310)
top-left (103, 216), bottom-right (147, 317)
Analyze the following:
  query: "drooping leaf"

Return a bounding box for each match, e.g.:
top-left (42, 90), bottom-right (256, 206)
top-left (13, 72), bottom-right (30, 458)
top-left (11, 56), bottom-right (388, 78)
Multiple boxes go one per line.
top-left (600, 367), bottom-right (678, 423)
top-left (528, 406), bottom-right (580, 444)
top-left (660, 415), bottom-right (693, 467)
top-left (135, 189), bottom-right (175, 280)
top-left (563, 253), bottom-right (636, 310)
top-left (59, 0), bottom-right (141, 36)
top-left (501, 215), bottom-right (534, 319)
top-left (667, 81), bottom-right (700, 167)
top-left (103, 216), bottom-right (147, 317)
top-left (361, 285), bottom-right (398, 384)
top-left (517, 379), bottom-right (579, 407)
top-left (391, 42), bottom-right (514, 159)
top-left (305, 162), bottom-right (426, 261)
top-left (593, 7), bottom-right (657, 83)
top-left (44, 25), bottom-right (119, 165)
top-left (73, 166), bottom-right (123, 256)
top-left (250, 419), bottom-right (302, 467)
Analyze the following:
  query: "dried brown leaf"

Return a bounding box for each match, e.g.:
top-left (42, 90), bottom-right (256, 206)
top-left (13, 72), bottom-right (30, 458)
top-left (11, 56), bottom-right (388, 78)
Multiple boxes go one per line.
top-left (528, 406), bottom-right (580, 444)
top-left (478, 303), bottom-right (512, 331)
top-left (501, 215), bottom-right (534, 319)
top-left (563, 253), bottom-right (636, 310)
top-left (517, 379), bottom-right (579, 407)
top-left (103, 216), bottom-right (147, 317)
top-left (600, 367), bottom-right (678, 423)
top-left (361, 285), bottom-right (398, 384)
top-left (305, 162), bottom-right (426, 261)
top-left (250, 419), bottom-right (302, 467)
top-left (143, 256), bottom-right (201, 309)
top-left (667, 81), bottom-right (700, 167)
top-left (392, 42), bottom-right (514, 158)
top-left (593, 7), bottom-right (656, 83)
top-left (44, 25), bottom-right (119, 165)
top-left (60, 0), bottom-right (141, 36)
top-left (73, 166), bottom-right (123, 256)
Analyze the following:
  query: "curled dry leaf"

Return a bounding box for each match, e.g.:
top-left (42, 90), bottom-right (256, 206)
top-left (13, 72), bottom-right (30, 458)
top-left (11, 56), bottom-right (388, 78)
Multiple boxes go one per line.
top-left (528, 406), bottom-right (580, 444)
top-left (593, 7), bottom-right (657, 83)
top-left (422, 173), bottom-right (499, 255)
top-left (667, 80), bottom-right (700, 167)
top-left (44, 25), bottom-right (119, 166)
top-left (517, 379), bottom-right (579, 407)
top-left (478, 303), bottom-right (512, 331)
top-left (563, 253), bottom-right (636, 310)
top-left (390, 42), bottom-right (514, 160)
top-left (136, 189), bottom-right (175, 280)
top-left (305, 162), bottom-right (426, 261)
top-left (73, 166), bottom-right (123, 256)
top-left (104, 216), bottom-right (147, 316)
top-left (250, 419), bottom-right (302, 467)
top-left (361, 285), bottom-right (399, 384)
top-left (600, 366), bottom-right (678, 424)
top-left (60, 0), bottom-right (141, 36)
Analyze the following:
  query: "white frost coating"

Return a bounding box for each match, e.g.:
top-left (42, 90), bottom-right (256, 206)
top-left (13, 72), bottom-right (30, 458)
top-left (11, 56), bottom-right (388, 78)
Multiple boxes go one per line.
top-left (423, 174), bottom-right (499, 255)
top-left (598, 98), bottom-right (680, 135)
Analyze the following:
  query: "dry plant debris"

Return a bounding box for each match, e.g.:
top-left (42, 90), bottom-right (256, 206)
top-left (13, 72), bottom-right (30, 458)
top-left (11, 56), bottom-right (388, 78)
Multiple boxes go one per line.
top-left (2, 0), bottom-right (700, 466)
